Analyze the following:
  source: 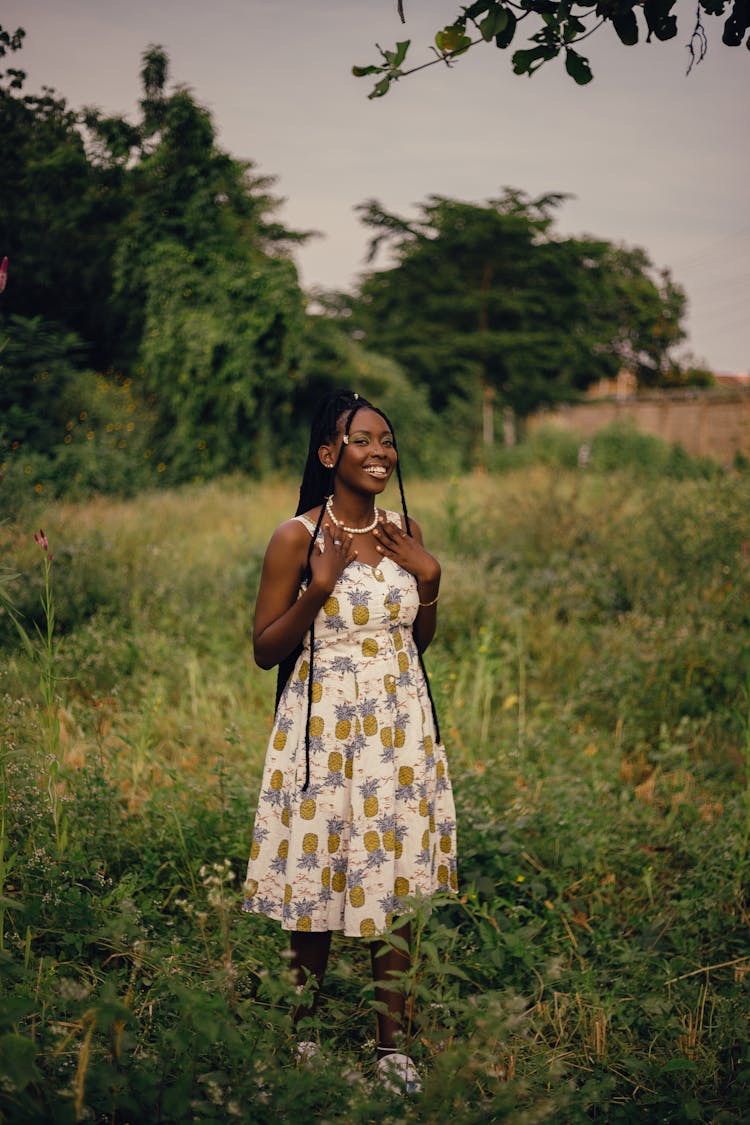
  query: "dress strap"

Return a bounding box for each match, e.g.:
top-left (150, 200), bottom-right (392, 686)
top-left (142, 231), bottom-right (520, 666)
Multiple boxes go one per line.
top-left (293, 514), bottom-right (317, 535)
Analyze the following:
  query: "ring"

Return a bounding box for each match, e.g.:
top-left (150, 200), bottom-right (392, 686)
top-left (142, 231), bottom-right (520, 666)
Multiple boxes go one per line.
top-left (334, 539), bottom-right (342, 547)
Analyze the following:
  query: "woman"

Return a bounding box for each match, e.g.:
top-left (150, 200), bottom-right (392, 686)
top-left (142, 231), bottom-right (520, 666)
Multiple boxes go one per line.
top-left (243, 390), bottom-right (457, 1092)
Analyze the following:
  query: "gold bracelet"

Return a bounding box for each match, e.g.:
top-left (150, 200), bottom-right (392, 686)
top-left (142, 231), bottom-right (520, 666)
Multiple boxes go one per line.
top-left (418, 593), bottom-right (440, 608)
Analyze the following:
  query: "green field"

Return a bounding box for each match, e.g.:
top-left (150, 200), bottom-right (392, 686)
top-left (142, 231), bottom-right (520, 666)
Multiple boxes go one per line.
top-left (1, 464), bottom-right (749, 1123)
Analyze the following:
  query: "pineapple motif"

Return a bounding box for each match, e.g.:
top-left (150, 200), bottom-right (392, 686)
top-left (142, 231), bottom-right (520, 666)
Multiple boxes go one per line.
top-left (438, 820), bottom-right (455, 854)
top-left (281, 805), bottom-right (291, 827)
top-left (360, 918), bottom-right (377, 937)
top-left (327, 815), bottom-right (345, 854)
top-left (360, 778), bottom-right (380, 817)
top-left (278, 840), bottom-right (289, 859)
top-left (284, 884), bottom-right (293, 905)
top-left (364, 829), bottom-right (380, 853)
top-left (383, 674), bottom-right (397, 695)
top-left (321, 866), bottom-right (331, 889)
top-left (328, 751), bottom-right (343, 773)
top-left (297, 915), bottom-right (312, 931)
top-left (300, 797), bottom-right (316, 820)
top-left (250, 839), bottom-right (260, 860)
top-left (245, 878), bottom-right (258, 898)
top-left (394, 726), bottom-right (405, 748)
top-left (363, 713), bottom-right (378, 736)
top-left (348, 588), bottom-right (370, 626)
top-left (344, 754), bottom-right (354, 779)
top-left (379, 813), bottom-right (397, 852)
top-left (297, 660), bottom-right (309, 682)
top-left (334, 703), bottom-right (355, 741)
top-left (308, 715), bottom-right (324, 738)
top-left (398, 766), bottom-right (414, 787)
top-left (348, 868), bottom-right (366, 908)
top-left (362, 637), bottom-right (379, 657)
top-left (323, 596), bottom-right (340, 617)
top-left (331, 855), bottom-right (348, 893)
top-left (270, 769), bottom-right (283, 790)
top-left (394, 876), bottom-right (410, 897)
top-left (302, 832), bottom-right (318, 854)
top-left (380, 726), bottom-right (393, 749)
top-left (273, 716), bottom-right (292, 751)
top-left (311, 680), bottom-right (323, 703)
top-left (437, 864), bottom-right (449, 887)
top-left (397, 651), bottom-right (409, 674)
top-left (392, 630), bottom-right (403, 652)
top-left (424, 734), bottom-right (434, 756)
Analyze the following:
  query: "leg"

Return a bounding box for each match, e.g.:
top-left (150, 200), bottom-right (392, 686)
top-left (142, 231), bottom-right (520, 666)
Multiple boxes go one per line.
top-left (370, 922), bottom-right (411, 1050)
top-left (290, 930), bottom-right (332, 1026)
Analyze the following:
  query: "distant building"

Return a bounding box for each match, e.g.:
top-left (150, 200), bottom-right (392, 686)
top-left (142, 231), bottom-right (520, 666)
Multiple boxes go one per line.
top-left (715, 371), bottom-right (750, 389)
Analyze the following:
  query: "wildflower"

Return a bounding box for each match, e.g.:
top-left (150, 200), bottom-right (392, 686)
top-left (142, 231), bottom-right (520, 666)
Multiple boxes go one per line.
top-left (33, 528), bottom-right (53, 561)
top-left (0, 256), bottom-right (7, 293)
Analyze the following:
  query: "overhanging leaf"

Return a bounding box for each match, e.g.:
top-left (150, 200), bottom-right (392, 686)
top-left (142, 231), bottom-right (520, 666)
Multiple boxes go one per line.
top-left (495, 9), bottom-right (518, 48)
top-left (612, 8), bottom-right (640, 44)
top-left (565, 46), bottom-right (594, 83)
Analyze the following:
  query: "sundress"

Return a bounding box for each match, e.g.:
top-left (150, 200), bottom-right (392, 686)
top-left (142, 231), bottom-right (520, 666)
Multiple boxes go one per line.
top-left (243, 510), bottom-right (458, 938)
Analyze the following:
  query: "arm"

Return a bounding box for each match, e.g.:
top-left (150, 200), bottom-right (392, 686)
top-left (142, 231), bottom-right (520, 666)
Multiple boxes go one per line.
top-left (372, 515), bottom-right (441, 653)
top-left (253, 519), bottom-right (357, 669)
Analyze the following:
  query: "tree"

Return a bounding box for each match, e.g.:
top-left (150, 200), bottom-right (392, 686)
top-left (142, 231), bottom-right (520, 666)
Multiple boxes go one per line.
top-left (353, 1), bottom-right (749, 96)
top-left (338, 191), bottom-right (686, 446)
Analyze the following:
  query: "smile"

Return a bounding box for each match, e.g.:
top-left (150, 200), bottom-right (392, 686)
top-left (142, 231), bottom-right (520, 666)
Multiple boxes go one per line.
top-left (363, 466), bottom-right (388, 477)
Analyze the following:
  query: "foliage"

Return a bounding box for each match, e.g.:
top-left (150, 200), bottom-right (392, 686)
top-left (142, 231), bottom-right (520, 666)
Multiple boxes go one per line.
top-left (338, 192), bottom-right (686, 432)
top-left (0, 42), bottom-right (311, 487)
top-left (353, 1), bottom-right (749, 96)
top-left (1, 468), bottom-right (749, 1120)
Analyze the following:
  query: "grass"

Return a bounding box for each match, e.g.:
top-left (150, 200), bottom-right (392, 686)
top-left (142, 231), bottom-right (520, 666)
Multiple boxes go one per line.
top-left (1, 465), bottom-right (749, 1123)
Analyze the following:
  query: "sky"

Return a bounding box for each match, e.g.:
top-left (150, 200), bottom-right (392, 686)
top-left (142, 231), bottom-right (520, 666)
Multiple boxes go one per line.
top-left (4, 0), bottom-right (749, 373)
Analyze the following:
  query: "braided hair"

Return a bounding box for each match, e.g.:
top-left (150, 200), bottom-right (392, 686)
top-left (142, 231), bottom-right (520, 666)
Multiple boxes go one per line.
top-left (274, 389), bottom-right (441, 790)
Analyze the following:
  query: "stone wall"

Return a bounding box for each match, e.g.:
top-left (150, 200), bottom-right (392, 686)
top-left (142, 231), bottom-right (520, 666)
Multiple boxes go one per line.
top-left (529, 389), bottom-right (750, 465)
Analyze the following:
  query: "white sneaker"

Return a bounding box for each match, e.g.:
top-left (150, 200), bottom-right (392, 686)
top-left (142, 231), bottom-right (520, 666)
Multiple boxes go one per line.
top-left (377, 1051), bottom-right (422, 1095)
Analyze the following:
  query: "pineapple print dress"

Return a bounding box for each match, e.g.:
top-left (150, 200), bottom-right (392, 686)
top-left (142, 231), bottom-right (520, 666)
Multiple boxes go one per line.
top-left (243, 511), bottom-right (458, 938)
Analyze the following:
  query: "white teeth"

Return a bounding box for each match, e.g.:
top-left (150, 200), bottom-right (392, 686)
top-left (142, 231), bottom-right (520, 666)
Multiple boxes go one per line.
top-left (364, 467), bottom-right (387, 476)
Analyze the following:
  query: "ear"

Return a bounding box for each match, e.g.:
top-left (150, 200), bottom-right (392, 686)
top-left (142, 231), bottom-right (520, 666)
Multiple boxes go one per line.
top-left (318, 443), bottom-right (334, 469)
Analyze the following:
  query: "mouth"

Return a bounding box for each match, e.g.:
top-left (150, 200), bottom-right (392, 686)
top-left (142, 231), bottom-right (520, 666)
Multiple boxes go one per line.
top-left (363, 465), bottom-right (389, 478)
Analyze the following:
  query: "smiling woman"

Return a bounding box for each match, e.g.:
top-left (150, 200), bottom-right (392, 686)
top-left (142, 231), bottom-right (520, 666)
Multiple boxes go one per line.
top-left (242, 388), bottom-right (456, 1092)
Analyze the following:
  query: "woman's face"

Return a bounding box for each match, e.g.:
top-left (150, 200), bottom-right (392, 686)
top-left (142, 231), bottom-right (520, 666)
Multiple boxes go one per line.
top-left (319, 406), bottom-right (398, 492)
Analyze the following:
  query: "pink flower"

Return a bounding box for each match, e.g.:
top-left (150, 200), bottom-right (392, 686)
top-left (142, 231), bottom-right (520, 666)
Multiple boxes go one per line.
top-left (34, 529), bottom-right (49, 552)
top-left (0, 257), bottom-right (7, 294)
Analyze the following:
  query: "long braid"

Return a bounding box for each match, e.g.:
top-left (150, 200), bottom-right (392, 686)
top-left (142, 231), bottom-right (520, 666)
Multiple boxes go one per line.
top-left (275, 388), bottom-right (442, 795)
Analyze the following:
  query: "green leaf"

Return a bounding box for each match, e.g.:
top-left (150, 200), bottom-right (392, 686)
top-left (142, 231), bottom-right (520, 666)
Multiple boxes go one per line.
top-left (391, 39), bottom-right (411, 67)
top-left (480, 6), bottom-right (509, 41)
top-left (352, 64), bottom-right (383, 77)
top-left (0, 1034), bottom-right (39, 1091)
top-left (565, 47), bottom-right (594, 83)
top-left (435, 25), bottom-right (472, 54)
top-left (495, 10), bottom-right (517, 48)
top-left (368, 76), bottom-right (393, 99)
top-left (660, 1056), bottom-right (698, 1073)
top-left (612, 9), bottom-right (639, 45)
top-left (512, 44), bottom-right (557, 75)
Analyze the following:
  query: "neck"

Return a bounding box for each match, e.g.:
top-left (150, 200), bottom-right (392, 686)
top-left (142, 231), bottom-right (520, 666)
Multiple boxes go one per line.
top-left (328, 489), bottom-right (376, 525)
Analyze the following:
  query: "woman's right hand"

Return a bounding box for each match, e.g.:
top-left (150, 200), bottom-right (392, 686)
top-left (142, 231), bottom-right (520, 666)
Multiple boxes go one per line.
top-left (308, 523), bottom-right (357, 594)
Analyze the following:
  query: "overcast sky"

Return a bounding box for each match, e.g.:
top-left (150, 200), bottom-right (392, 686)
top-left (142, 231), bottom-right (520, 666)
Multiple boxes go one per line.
top-left (5, 0), bottom-right (749, 372)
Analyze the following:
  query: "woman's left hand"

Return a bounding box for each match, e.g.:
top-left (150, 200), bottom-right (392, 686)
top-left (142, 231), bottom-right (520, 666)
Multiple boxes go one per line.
top-left (372, 517), bottom-right (440, 586)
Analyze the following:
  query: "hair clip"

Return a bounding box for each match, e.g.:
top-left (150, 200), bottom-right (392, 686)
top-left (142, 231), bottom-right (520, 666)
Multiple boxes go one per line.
top-left (353, 393), bottom-right (359, 400)
top-left (342, 435), bottom-right (349, 444)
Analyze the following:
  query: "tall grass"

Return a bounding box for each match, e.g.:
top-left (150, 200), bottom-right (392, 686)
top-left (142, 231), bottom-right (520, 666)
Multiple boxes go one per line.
top-left (0, 464), bottom-right (748, 1122)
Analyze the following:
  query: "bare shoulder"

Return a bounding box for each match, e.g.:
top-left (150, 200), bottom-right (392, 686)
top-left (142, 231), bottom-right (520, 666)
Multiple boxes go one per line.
top-left (267, 516), bottom-right (314, 552)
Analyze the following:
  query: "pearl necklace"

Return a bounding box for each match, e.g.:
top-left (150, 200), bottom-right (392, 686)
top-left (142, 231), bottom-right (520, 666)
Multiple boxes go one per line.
top-left (325, 495), bottom-right (378, 535)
